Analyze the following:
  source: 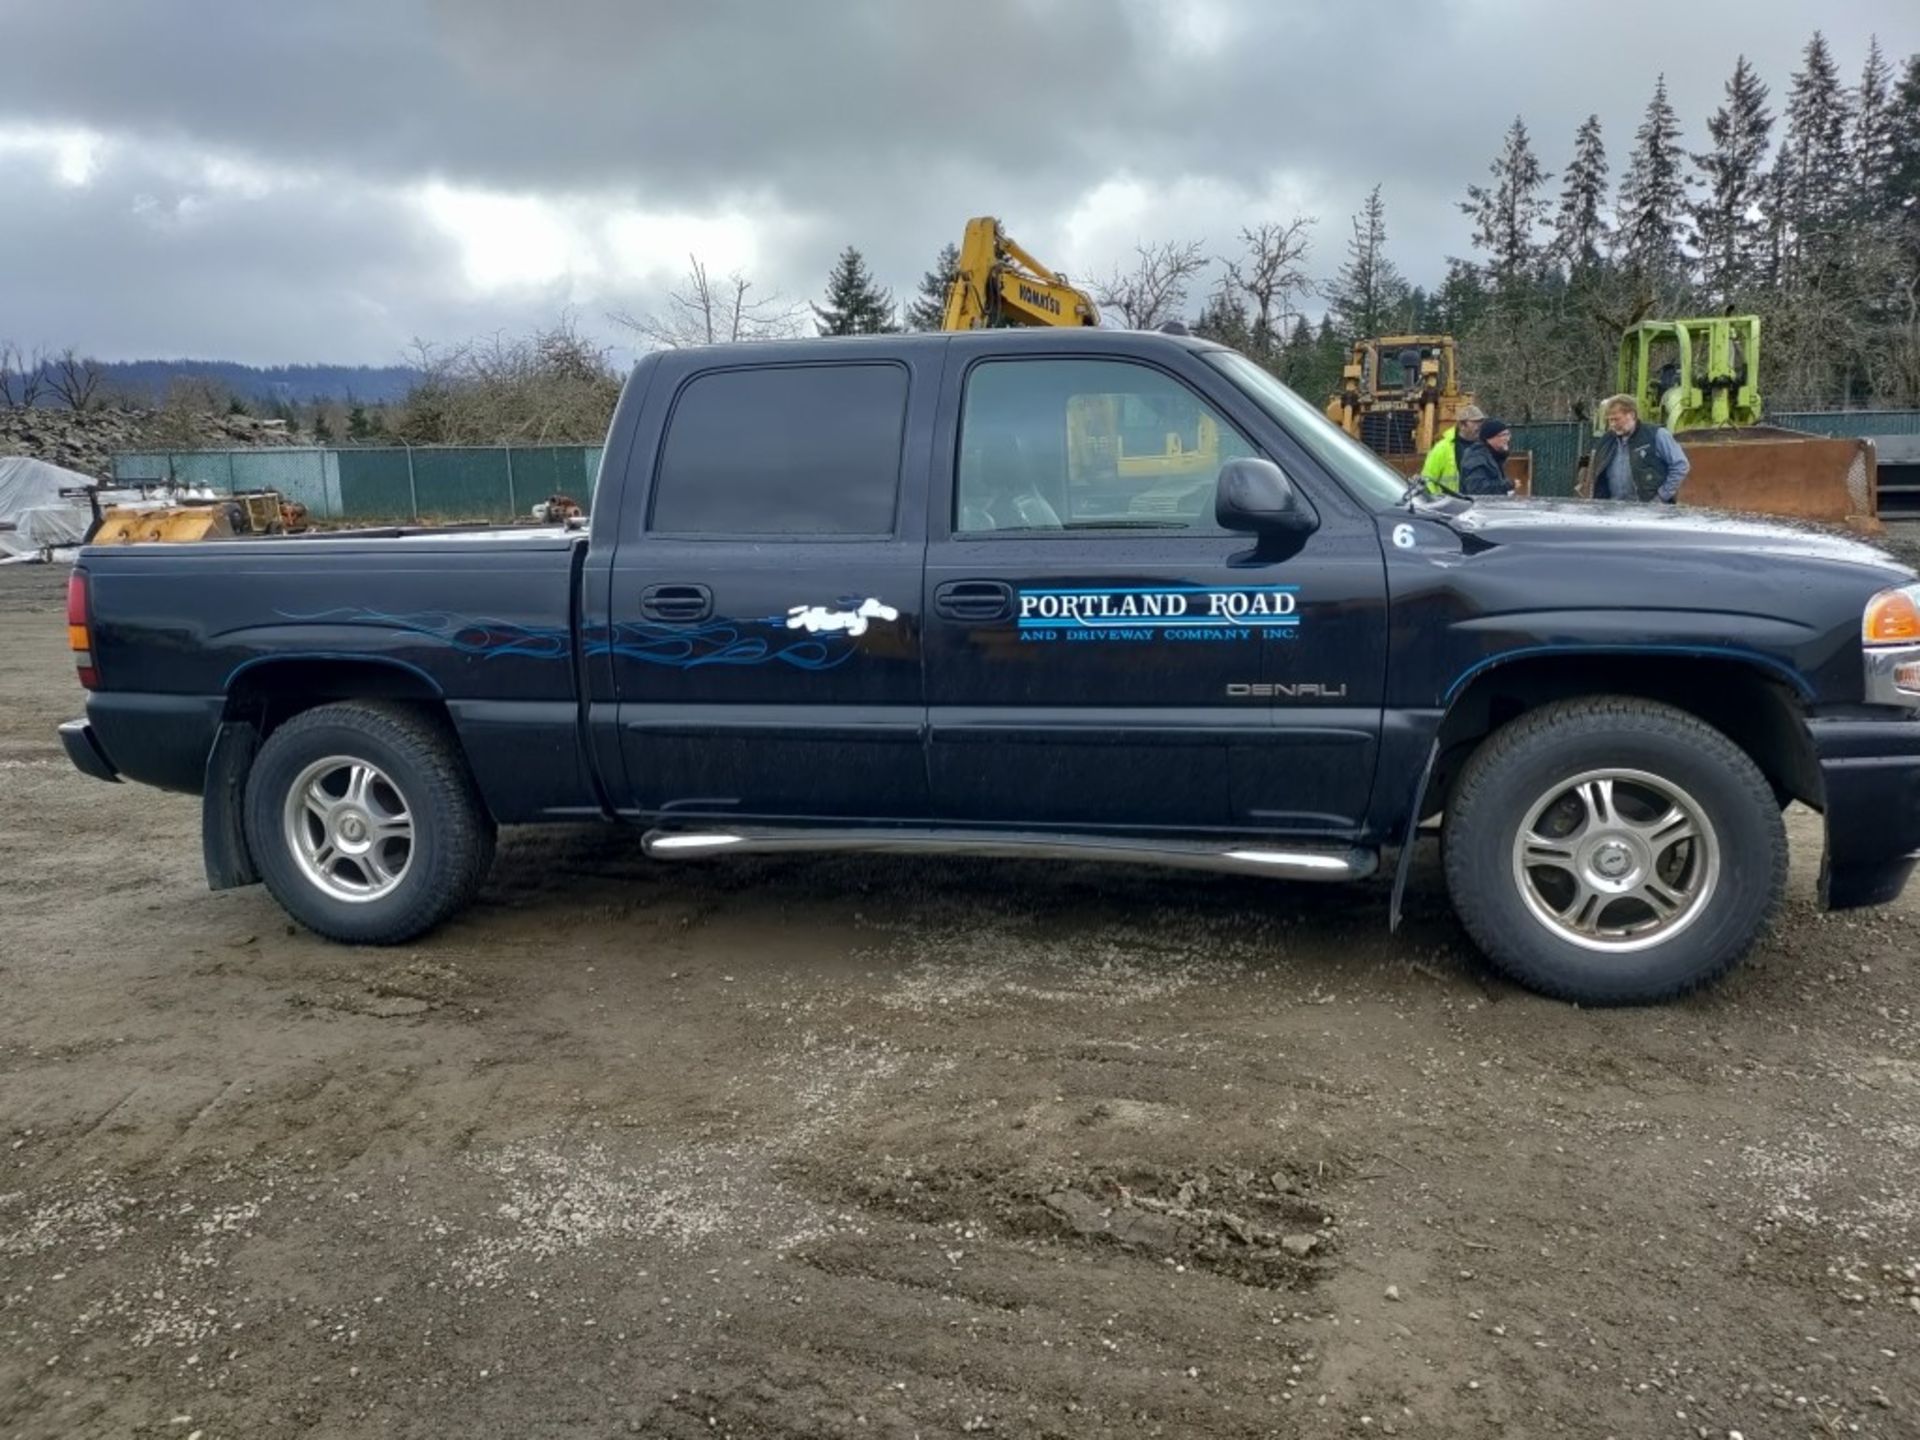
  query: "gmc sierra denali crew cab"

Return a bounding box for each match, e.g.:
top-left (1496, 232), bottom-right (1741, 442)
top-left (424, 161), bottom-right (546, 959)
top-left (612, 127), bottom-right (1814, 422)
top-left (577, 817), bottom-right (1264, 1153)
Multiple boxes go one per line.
top-left (59, 330), bottom-right (1920, 1005)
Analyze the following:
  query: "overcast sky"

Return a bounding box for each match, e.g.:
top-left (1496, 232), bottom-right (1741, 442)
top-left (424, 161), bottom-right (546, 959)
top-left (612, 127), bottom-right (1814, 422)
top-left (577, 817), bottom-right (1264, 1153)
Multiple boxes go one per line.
top-left (3, 0), bottom-right (1915, 365)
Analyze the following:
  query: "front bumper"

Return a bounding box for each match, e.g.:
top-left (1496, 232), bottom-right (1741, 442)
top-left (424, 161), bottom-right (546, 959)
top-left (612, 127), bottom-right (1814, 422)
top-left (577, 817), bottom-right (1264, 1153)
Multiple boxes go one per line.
top-left (1811, 715), bottom-right (1920, 909)
top-left (59, 718), bottom-right (121, 784)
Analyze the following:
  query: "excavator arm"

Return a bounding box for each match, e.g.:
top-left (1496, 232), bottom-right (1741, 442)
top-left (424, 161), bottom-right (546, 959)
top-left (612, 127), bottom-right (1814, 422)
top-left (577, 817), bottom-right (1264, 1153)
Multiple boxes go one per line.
top-left (942, 216), bottom-right (1100, 330)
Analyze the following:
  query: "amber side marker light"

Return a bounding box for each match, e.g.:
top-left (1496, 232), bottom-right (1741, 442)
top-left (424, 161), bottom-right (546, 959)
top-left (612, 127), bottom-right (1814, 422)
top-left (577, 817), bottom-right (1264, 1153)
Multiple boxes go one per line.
top-left (67, 571), bottom-right (97, 689)
top-left (1863, 587), bottom-right (1920, 646)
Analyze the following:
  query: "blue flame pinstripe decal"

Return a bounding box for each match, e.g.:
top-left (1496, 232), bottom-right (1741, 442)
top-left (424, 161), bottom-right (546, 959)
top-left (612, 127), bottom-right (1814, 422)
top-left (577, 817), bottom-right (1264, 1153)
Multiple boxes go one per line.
top-left (274, 607), bottom-right (862, 671)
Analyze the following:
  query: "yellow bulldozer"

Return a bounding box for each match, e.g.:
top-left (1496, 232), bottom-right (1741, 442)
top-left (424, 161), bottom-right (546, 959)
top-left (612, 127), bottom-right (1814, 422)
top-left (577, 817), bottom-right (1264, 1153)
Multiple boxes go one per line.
top-left (1324, 335), bottom-right (1474, 458)
top-left (1324, 335), bottom-right (1535, 493)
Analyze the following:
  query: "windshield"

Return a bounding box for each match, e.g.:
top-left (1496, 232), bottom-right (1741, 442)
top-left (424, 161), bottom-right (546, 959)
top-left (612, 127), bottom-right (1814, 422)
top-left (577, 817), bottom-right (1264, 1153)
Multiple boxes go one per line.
top-left (1203, 351), bottom-right (1412, 509)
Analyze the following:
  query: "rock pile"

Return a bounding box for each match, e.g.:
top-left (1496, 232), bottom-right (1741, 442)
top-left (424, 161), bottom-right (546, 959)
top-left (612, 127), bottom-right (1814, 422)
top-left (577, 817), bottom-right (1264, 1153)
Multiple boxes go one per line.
top-left (0, 407), bottom-right (297, 481)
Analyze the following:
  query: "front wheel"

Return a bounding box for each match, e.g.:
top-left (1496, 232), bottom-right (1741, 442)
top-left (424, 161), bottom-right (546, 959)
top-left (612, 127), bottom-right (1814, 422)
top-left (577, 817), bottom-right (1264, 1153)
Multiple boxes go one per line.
top-left (1443, 697), bottom-right (1786, 1005)
top-left (244, 702), bottom-right (495, 944)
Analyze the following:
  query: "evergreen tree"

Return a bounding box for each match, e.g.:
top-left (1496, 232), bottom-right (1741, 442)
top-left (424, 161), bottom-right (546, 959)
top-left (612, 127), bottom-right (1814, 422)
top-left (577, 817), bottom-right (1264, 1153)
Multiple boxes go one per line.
top-left (1325, 185), bottom-right (1409, 340)
top-left (1461, 117), bottom-right (1551, 288)
top-left (1851, 38), bottom-right (1898, 219)
top-left (1553, 115), bottom-right (1610, 277)
top-left (1434, 258), bottom-right (1491, 335)
top-left (1889, 54), bottom-right (1920, 241)
top-left (1690, 55), bottom-right (1772, 305)
top-left (904, 242), bottom-right (960, 331)
top-left (310, 408), bottom-right (334, 444)
top-left (1191, 280), bottom-right (1252, 353)
top-left (1616, 75), bottom-right (1689, 278)
top-left (1778, 32), bottom-right (1853, 248)
top-left (812, 246), bottom-right (900, 335)
top-left (1280, 314), bottom-right (1315, 389)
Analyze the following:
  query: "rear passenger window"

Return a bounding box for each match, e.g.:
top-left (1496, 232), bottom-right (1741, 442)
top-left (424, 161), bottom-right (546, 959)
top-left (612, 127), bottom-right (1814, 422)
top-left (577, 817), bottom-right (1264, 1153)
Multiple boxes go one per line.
top-left (650, 363), bottom-right (907, 536)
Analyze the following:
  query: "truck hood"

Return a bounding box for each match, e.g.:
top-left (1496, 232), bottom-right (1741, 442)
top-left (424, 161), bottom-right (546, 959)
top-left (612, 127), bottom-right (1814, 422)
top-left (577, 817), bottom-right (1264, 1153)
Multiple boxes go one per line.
top-left (1436, 498), bottom-right (1915, 578)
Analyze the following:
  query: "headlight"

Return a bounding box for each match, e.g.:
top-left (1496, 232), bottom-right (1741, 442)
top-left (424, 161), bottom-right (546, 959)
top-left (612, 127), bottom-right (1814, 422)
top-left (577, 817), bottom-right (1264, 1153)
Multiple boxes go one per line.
top-left (1864, 584), bottom-right (1920, 706)
top-left (1863, 584), bottom-right (1920, 646)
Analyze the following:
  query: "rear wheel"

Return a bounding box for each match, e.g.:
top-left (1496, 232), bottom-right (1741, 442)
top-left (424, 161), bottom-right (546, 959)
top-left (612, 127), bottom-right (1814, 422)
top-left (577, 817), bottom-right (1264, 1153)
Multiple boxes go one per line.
top-left (1443, 697), bottom-right (1786, 1005)
top-left (245, 702), bottom-right (494, 944)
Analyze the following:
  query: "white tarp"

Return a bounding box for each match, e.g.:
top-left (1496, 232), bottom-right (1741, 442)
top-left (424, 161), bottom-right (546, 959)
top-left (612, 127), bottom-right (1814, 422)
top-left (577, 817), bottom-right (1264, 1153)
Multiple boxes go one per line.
top-left (0, 455), bottom-right (94, 560)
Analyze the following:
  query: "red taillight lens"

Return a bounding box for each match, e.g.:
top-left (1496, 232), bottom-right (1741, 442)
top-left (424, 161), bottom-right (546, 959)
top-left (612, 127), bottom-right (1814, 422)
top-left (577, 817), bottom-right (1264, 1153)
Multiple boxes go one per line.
top-left (66, 571), bottom-right (97, 689)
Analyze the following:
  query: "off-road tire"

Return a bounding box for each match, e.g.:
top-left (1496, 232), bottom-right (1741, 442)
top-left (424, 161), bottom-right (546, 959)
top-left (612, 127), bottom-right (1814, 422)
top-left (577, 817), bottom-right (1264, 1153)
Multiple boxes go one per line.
top-left (1443, 697), bottom-right (1786, 1005)
top-left (244, 701), bottom-right (495, 945)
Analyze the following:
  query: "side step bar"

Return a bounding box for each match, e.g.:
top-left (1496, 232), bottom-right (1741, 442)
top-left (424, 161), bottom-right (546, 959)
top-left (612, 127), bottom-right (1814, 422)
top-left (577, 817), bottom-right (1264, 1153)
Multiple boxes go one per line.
top-left (641, 827), bottom-right (1376, 881)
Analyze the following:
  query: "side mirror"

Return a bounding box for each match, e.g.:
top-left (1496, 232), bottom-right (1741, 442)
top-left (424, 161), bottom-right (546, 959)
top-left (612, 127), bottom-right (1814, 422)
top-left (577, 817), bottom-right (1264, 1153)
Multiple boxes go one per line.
top-left (1215, 457), bottom-right (1318, 537)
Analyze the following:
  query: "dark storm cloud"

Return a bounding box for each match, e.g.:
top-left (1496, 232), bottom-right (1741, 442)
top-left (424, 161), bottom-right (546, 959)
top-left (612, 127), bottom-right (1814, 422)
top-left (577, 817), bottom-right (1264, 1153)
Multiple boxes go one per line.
top-left (4, 1), bottom-right (1916, 361)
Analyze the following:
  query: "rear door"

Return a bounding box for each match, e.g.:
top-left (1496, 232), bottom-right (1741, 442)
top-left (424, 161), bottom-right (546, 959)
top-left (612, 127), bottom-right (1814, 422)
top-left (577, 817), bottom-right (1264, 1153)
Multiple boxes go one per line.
top-left (606, 353), bottom-right (935, 822)
top-left (923, 346), bottom-right (1389, 835)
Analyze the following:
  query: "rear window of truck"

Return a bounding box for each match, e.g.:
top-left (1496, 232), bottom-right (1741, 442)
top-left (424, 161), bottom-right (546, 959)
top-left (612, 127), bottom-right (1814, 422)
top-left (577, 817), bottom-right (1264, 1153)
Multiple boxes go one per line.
top-left (649, 363), bottom-right (908, 536)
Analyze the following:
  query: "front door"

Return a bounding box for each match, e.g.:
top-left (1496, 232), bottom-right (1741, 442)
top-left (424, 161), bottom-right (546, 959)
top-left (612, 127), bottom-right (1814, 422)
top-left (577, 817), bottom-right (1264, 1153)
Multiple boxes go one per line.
top-left (607, 357), bottom-right (932, 823)
top-left (923, 351), bottom-right (1387, 835)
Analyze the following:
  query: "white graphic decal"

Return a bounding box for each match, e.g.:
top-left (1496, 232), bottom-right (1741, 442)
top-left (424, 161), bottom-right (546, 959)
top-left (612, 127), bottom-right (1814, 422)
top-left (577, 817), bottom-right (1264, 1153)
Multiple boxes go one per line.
top-left (1393, 524), bottom-right (1416, 549)
top-left (785, 597), bottom-right (900, 636)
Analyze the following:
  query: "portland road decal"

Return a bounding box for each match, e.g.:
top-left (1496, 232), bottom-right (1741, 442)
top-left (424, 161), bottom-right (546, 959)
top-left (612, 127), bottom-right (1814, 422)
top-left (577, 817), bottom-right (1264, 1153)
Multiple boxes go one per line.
top-left (1016, 584), bottom-right (1299, 643)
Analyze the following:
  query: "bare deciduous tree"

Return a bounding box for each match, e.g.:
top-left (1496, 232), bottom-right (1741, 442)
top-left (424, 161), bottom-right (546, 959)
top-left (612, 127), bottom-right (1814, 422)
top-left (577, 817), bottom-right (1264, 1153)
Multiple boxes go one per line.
top-left (391, 315), bottom-right (622, 447)
top-left (46, 348), bottom-right (104, 411)
top-left (609, 255), bottom-right (807, 349)
top-left (1221, 219), bottom-right (1316, 362)
top-left (1094, 239), bottom-right (1208, 330)
top-left (0, 342), bottom-right (46, 409)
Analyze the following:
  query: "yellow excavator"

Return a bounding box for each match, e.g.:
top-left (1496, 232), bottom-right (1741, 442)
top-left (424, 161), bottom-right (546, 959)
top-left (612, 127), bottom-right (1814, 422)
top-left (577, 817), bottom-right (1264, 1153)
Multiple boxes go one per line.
top-left (941, 216), bottom-right (1100, 331)
top-left (940, 217), bottom-right (1221, 503)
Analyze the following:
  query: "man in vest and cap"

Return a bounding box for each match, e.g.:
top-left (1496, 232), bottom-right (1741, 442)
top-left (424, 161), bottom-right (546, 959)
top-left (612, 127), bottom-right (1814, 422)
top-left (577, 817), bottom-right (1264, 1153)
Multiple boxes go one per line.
top-left (1589, 393), bottom-right (1690, 504)
top-left (1418, 403), bottom-right (1486, 495)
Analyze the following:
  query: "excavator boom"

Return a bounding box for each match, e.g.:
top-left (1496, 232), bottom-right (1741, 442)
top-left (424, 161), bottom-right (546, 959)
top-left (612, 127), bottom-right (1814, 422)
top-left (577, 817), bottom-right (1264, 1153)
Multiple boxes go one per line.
top-left (943, 216), bottom-right (1099, 330)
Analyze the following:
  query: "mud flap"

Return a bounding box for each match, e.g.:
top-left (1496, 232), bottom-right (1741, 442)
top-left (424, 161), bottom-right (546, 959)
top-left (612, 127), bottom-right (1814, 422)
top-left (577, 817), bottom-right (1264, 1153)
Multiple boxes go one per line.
top-left (203, 720), bottom-right (261, 891)
top-left (1388, 738), bottom-right (1441, 932)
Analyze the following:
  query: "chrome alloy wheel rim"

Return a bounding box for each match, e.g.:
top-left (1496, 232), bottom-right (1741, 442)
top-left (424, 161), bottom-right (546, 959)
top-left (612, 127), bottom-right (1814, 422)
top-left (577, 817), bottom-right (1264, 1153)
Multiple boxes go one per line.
top-left (283, 755), bottom-right (415, 902)
top-left (1509, 768), bottom-right (1719, 953)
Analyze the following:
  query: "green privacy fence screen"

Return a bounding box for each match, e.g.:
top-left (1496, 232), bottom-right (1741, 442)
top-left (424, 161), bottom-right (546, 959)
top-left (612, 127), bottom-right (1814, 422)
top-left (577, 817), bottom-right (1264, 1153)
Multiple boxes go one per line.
top-left (112, 445), bottom-right (604, 522)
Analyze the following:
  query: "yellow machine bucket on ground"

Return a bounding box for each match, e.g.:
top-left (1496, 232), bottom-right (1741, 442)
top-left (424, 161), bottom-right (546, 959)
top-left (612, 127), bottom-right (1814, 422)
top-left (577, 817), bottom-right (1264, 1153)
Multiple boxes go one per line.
top-left (1611, 426), bottom-right (1880, 530)
top-left (86, 490), bottom-right (300, 545)
top-left (90, 504), bottom-right (237, 544)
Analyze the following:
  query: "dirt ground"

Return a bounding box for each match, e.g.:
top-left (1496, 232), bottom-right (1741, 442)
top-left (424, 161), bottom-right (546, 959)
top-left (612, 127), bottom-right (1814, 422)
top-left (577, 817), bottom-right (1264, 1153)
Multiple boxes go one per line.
top-left (2, 560), bottom-right (1917, 1440)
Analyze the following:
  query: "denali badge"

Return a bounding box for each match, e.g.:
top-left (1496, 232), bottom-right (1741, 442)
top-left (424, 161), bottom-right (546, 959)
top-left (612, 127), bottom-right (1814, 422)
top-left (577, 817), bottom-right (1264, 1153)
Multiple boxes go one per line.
top-left (1227, 681), bottom-right (1349, 699)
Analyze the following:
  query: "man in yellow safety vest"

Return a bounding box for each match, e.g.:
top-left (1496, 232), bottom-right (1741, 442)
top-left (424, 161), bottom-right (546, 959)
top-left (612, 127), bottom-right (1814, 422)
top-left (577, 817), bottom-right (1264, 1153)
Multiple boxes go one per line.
top-left (1419, 404), bottom-right (1486, 495)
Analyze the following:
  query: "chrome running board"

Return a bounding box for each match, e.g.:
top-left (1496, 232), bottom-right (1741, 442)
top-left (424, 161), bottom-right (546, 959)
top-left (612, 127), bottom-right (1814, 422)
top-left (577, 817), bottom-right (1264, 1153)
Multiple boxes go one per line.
top-left (642, 827), bottom-right (1376, 881)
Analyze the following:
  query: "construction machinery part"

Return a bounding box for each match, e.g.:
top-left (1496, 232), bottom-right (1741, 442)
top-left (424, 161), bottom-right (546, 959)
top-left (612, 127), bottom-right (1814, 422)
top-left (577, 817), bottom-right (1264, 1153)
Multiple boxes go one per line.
top-left (1617, 316), bottom-right (1761, 432)
top-left (1596, 318), bottom-right (1879, 528)
top-left (942, 217), bottom-right (1100, 331)
top-left (1325, 335), bottom-right (1474, 460)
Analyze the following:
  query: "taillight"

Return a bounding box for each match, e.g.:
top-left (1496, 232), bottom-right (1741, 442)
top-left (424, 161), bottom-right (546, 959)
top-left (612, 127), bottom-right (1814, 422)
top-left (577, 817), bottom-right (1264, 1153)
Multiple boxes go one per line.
top-left (66, 571), bottom-right (97, 689)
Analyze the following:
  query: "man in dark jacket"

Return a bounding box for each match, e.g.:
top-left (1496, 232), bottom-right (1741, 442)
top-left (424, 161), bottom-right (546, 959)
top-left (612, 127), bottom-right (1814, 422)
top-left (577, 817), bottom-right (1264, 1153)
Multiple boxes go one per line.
top-left (1589, 393), bottom-right (1689, 503)
top-left (1457, 417), bottom-right (1516, 496)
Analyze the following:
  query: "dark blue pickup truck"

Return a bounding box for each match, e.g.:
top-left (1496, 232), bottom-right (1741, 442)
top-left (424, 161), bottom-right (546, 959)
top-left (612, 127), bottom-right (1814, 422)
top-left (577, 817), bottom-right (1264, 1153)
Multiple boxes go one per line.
top-left (59, 330), bottom-right (1920, 1004)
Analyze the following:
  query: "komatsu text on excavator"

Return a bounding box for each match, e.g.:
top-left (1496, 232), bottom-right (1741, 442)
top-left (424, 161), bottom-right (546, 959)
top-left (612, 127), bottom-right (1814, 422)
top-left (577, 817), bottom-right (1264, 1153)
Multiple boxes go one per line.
top-left (941, 217), bottom-right (1100, 331)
